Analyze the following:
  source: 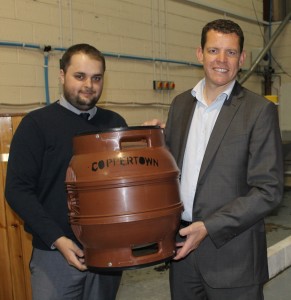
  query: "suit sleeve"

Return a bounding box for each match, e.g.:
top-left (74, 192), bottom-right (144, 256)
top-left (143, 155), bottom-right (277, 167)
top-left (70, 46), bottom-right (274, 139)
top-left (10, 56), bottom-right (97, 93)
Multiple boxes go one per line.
top-left (204, 101), bottom-right (284, 248)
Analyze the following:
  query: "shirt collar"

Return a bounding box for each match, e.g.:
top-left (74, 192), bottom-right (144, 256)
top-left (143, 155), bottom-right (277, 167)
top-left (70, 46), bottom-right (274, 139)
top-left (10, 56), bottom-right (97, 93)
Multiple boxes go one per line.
top-left (191, 79), bottom-right (236, 104)
top-left (59, 95), bottom-right (97, 120)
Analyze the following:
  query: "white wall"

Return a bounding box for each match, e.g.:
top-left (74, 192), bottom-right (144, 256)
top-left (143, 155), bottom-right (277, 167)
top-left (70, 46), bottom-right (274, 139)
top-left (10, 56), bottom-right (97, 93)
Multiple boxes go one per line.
top-left (0, 0), bottom-right (290, 127)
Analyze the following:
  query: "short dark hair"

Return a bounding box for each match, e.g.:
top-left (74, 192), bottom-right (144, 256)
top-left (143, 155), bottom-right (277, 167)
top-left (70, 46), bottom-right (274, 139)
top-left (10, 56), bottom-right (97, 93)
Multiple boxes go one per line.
top-left (60, 43), bottom-right (106, 73)
top-left (201, 19), bottom-right (244, 53)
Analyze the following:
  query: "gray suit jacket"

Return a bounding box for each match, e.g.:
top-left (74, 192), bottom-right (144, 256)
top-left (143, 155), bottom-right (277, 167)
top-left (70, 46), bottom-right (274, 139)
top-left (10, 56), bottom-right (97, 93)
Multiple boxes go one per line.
top-left (165, 81), bottom-right (284, 288)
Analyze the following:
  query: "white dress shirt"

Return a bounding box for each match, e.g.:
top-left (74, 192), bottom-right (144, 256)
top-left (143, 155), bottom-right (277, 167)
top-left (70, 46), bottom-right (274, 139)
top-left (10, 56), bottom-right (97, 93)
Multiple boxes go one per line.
top-left (180, 79), bottom-right (235, 221)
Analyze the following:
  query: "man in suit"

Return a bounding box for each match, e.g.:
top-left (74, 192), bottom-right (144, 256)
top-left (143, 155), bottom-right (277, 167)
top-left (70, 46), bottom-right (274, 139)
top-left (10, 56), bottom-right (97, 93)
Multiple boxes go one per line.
top-left (147, 19), bottom-right (284, 299)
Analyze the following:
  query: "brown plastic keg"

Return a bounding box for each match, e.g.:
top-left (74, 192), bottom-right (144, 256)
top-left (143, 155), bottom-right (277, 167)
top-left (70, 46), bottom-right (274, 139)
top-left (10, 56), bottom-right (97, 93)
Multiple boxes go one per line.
top-left (66, 126), bottom-right (183, 270)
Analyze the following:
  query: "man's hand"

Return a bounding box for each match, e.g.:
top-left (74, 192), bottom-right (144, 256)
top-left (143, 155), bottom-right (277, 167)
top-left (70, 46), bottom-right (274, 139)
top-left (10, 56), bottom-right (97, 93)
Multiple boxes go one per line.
top-left (143, 118), bottom-right (165, 128)
top-left (53, 236), bottom-right (87, 271)
top-left (174, 221), bottom-right (208, 260)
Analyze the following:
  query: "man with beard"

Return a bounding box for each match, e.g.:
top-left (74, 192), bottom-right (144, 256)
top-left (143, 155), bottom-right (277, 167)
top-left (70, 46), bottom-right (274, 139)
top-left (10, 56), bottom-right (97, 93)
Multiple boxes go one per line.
top-left (5, 44), bottom-right (127, 300)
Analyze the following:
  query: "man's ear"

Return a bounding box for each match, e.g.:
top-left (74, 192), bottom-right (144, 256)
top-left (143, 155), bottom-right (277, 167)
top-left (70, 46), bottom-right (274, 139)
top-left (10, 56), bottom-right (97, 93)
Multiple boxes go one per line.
top-left (239, 50), bottom-right (246, 67)
top-left (60, 69), bottom-right (65, 85)
top-left (196, 47), bottom-right (204, 64)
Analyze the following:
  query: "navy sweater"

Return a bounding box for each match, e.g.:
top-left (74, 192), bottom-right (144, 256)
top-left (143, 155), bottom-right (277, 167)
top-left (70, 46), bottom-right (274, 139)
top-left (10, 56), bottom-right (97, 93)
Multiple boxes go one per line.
top-left (5, 102), bottom-right (127, 250)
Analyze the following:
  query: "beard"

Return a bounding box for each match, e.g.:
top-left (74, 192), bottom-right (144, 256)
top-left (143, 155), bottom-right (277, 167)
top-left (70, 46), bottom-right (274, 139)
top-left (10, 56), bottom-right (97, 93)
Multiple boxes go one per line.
top-left (63, 88), bottom-right (101, 111)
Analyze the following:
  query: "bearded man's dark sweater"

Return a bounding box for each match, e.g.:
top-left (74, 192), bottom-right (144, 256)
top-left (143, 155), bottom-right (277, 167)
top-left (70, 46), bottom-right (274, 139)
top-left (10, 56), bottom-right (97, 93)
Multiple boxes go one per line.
top-left (5, 102), bottom-right (127, 250)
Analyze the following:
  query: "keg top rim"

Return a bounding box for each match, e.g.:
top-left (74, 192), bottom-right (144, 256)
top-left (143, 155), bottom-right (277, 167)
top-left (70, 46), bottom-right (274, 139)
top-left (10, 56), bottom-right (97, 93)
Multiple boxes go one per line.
top-left (76, 125), bottom-right (161, 136)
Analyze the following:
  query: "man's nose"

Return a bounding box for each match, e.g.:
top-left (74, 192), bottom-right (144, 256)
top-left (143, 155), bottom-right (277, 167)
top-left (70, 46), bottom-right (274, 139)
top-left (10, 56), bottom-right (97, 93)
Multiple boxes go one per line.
top-left (84, 77), bottom-right (93, 88)
top-left (217, 51), bottom-right (227, 62)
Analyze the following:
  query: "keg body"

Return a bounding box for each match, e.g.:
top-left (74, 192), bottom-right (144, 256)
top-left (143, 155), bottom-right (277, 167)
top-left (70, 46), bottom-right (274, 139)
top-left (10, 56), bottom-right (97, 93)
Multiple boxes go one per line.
top-left (66, 126), bottom-right (183, 270)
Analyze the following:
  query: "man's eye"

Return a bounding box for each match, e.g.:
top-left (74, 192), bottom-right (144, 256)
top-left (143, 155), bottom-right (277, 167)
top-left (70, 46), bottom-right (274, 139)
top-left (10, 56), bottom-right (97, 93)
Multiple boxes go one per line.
top-left (227, 50), bottom-right (238, 57)
top-left (92, 76), bottom-right (102, 81)
top-left (75, 74), bottom-right (84, 80)
top-left (208, 49), bottom-right (217, 54)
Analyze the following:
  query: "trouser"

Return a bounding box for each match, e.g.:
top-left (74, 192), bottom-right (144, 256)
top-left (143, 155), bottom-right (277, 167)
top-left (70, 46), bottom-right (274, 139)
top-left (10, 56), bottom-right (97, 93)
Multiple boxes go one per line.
top-left (170, 223), bottom-right (264, 300)
top-left (30, 248), bottom-right (122, 300)
top-left (169, 249), bottom-right (264, 300)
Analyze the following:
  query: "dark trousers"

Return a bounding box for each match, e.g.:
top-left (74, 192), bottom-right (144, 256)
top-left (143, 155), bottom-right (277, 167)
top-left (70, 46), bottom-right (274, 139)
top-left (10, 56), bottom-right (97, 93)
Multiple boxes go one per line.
top-left (169, 250), bottom-right (264, 300)
top-left (30, 248), bottom-right (122, 300)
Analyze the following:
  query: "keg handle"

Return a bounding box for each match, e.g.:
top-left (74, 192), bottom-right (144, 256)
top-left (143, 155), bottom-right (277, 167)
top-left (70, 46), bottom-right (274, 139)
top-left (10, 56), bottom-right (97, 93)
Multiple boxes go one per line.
top-left (118, 130), bottom-right (163, 150)
top-left (117, 127), bottom-right (165, 150)
top-left (119, 135), bottom-right (150, 150)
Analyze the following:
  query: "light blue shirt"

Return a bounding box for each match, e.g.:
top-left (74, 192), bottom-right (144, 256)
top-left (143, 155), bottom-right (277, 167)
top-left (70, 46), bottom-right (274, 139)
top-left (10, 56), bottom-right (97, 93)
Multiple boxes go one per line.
top-left (59, 95), bottom-right (97, 120)
top-left (180, 79), bottom-right (235, 221)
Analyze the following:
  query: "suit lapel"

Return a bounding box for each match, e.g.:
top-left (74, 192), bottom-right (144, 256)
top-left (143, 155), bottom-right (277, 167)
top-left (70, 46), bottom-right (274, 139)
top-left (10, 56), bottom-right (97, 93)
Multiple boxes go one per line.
top-left (177, 97), bottom-right (197, 169)
top-left (198, 82), bottom-right (244, 181)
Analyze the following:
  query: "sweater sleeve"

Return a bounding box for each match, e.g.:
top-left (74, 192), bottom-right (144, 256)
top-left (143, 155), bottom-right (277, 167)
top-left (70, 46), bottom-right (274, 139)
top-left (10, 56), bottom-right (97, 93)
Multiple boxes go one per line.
top-left (5, 115), bottom-right (65, 248)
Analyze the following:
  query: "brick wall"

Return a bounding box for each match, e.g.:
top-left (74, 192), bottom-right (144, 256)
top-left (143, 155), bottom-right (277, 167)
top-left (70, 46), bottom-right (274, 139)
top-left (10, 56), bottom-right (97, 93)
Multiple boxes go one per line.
top-left (0, 0), bottom-right (289, 126)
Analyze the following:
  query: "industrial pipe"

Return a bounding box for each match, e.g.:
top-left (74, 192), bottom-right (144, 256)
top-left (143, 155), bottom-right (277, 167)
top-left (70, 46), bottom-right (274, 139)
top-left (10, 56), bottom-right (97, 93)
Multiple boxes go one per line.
top-left (239, 10), bottom-right (291, 84)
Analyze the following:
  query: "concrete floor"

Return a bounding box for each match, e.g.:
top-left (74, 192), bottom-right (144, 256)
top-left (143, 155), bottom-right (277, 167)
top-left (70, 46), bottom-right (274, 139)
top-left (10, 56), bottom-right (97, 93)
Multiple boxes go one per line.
top-left (264, 266), bottom-right (291, 300)
top-left (116, 188), bottom-right (291, 300)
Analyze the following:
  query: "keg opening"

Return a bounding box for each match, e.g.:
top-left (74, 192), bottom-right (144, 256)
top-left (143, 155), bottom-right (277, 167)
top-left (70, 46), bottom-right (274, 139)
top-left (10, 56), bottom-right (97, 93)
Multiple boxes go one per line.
top-left (131, 242), bottom-right (159, 257)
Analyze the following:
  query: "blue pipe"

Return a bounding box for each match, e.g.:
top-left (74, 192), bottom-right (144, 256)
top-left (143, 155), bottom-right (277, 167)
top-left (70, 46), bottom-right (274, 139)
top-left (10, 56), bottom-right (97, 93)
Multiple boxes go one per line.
top-left (0, 41), bottom-right (42, 49)
top-left (103, 52), bottom-right (202, 67)
top-left (0, 41), bottom-right (203, 106)
top-left (0, 41), bottom-right (52, 104)
top-left (0, 41), bottom-right (202, 67)
top-left (41, 47), bottom-right (202, 67)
